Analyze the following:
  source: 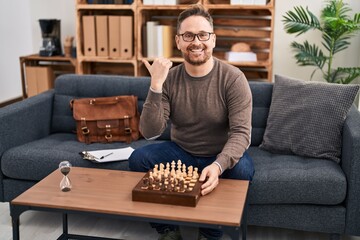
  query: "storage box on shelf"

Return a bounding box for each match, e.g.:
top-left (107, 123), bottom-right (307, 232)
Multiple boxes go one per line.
top-left (75, 0), bottom-right (274, 81)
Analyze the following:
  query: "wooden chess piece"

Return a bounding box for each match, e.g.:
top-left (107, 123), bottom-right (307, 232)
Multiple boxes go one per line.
top-left (179, 177), bottom-right (185, 192)
top-left (141, 177), bottom-right (149, 189)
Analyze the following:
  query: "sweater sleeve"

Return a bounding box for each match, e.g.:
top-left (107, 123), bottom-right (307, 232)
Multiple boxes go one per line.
top-left (139, 89), bottom-right (170, 140)
top-left (215, 73), bottom-right (252, 172)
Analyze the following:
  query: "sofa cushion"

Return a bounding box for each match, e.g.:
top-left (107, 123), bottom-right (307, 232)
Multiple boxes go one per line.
top-left (1, 133), bottom-right (161, 181)
top-left (260, 74), bottom-right (359, 163)
top-left (248, 147), bottom-right (347, 205)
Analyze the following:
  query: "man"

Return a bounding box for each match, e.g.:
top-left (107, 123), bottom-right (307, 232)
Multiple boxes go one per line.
top-left (129, 4), bottom-right (254, 240)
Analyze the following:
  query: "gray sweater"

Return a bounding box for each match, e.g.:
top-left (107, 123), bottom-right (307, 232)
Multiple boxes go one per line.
top-left (140, 58), bottom-right (252, 172)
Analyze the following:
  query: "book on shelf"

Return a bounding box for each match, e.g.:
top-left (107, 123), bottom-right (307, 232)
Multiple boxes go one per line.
top-left (162, 25), bottom-right (173, 58)
top-left (146, 21), bottom-right (159, 58)
top-left (147, 22), bottom-right (173, 58)
top-left (225, 51), bottom-right (257, 62)
top-left (155, 25), bottom-right (164, 57)
top-left (143, 0), bottom-right (154, 4)
top-left (230, 0), bottom-right (268, 5)
top-left (87, 0), bottom-right (132, 4)
top-left (143, 0), bottom-right (177, 5)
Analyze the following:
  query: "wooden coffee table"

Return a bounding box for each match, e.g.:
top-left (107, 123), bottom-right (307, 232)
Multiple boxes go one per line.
top-left (10, 167), bottom-right (249, 240)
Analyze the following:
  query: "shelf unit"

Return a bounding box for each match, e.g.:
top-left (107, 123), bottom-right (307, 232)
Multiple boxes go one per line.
top-left (20, 54), bottom-right (77, 98)
top-left (75, 0), bottom-right (274, 81)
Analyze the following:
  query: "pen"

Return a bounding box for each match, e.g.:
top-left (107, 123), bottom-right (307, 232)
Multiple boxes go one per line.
top-left (100, 152), bottom-right (113, 159)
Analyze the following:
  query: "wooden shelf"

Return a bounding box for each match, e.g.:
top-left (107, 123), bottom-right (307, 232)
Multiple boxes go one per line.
top-left (75, 0), bottom-right (274, 81)
top-left (19, 54), bottom-right (77, 98)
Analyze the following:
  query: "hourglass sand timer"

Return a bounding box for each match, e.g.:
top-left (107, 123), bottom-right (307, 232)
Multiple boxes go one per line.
top-left (59, 161), bottom-right (72, 192)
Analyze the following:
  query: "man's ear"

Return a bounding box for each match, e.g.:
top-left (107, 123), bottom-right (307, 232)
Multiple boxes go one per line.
top-left (175, 35), bottom-right (180, 50)
top-left (212, 34), bottom-right (216, 48)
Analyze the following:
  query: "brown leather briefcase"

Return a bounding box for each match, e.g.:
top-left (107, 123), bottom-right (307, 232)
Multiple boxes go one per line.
top-left (70, 95), bottom-right (140, 144)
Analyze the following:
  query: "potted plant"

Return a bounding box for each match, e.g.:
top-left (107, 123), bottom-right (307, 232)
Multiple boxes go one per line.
top-left (282, 0), bottom-right (360, 84)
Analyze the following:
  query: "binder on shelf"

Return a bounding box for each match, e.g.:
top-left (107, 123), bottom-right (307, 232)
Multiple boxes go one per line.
top-left (96, 15), bottom-right (109, 57)
top-left (109, 16), bottom-right (121, 58)
top-left (120, 16), bottom-right (133, 59)
top-left (82, 15), bottom-right (97, 56)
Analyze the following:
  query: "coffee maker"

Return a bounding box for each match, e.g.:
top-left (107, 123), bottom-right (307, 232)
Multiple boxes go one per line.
top-left (39, 19), bottom-right (62, 56)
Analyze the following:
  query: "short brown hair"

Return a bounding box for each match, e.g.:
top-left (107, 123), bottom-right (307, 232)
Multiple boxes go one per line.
top-left (177, 4), bottom-right (213, 33)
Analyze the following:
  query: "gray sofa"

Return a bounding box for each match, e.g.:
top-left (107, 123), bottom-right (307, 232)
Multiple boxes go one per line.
top-left (1, 74), bottom-right (359, 239)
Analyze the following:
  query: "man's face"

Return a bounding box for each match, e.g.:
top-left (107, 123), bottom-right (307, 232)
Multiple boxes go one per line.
top-left (175, 16), bottom-right (216, 66)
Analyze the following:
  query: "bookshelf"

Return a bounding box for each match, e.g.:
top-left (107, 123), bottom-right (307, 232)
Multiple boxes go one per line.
top-left (75, 0), bottom-right (274, 81)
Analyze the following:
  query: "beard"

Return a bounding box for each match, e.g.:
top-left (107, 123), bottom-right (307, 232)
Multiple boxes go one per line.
top-left (182, 44), bottom-right (212, 66)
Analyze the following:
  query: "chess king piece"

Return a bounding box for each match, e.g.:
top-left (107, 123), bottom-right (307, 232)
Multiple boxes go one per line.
top-left (59, 161), bottom-right (72, 192)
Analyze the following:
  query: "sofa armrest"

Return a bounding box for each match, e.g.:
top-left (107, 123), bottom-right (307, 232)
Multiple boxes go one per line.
top-left (341, 106), bottom-right (360, 236)
top-left (0, 90), bottom-right (54, 156)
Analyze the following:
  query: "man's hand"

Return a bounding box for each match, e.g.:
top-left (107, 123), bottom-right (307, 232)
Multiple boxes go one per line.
top-left (199, 163), bottom-right (221, 196)
top-left (142, 58), bottom-right (173, 92)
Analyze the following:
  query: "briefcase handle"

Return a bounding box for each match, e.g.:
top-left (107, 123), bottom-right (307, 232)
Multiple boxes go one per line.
top-left (89, 98), bottom-right (119, 105)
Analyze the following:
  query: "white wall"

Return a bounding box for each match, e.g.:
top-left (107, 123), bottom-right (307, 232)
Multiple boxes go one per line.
top-left (0, 0), bottom-right (75, 103)
top-left (29, 0), bottom-right (76, 56)
top-left (274, 0), bottom-right (360, 83)
top-left (0, 0), bottom-right (359, 104)
top-left (0, 1), bottom-right (32, 103)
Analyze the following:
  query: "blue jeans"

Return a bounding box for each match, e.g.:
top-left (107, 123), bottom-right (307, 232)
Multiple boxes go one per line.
top-left (129, 141), bottom-right (255, 240)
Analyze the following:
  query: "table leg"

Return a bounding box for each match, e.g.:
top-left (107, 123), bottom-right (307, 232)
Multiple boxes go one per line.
top-left (57, 213), bottom-right (69, 240)
top-left (242, 201), bottom-right (248, 240)
top-left (12, 216), bottom-right (20, 240)
top-left (227, 193), bottom-right (249, 239)
top-left (63, 213), bottom-right (68, 235)
top-left (10, 204), bottom-right (29, 240)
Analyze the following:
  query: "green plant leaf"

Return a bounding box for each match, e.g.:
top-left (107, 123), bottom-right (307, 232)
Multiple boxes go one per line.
top-left (291, 41), bottom-right (327, 70)
top-left (326, 67), bottom-right (360, 84)
top-left (283, 0), bottom-right (360, 84)
top-left (321, 0), bottom-right (351, 20)
top-left (322, 33), bottom-right (351, 54)
top-left (283, 6), bottom-right (321, 36)
top-left (354, 13), bottom-right (360, 23)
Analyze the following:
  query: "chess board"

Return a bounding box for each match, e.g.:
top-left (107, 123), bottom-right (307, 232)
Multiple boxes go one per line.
top-left (132, 161), bottom-right (202, 207)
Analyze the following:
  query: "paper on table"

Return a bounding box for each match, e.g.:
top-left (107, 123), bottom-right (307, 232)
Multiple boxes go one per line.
top-left (84, 147), bottom-right (134, 163)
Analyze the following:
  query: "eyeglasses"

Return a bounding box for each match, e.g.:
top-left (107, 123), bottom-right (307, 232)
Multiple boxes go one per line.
top-left (177, 31), bottom-right (214, 42)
